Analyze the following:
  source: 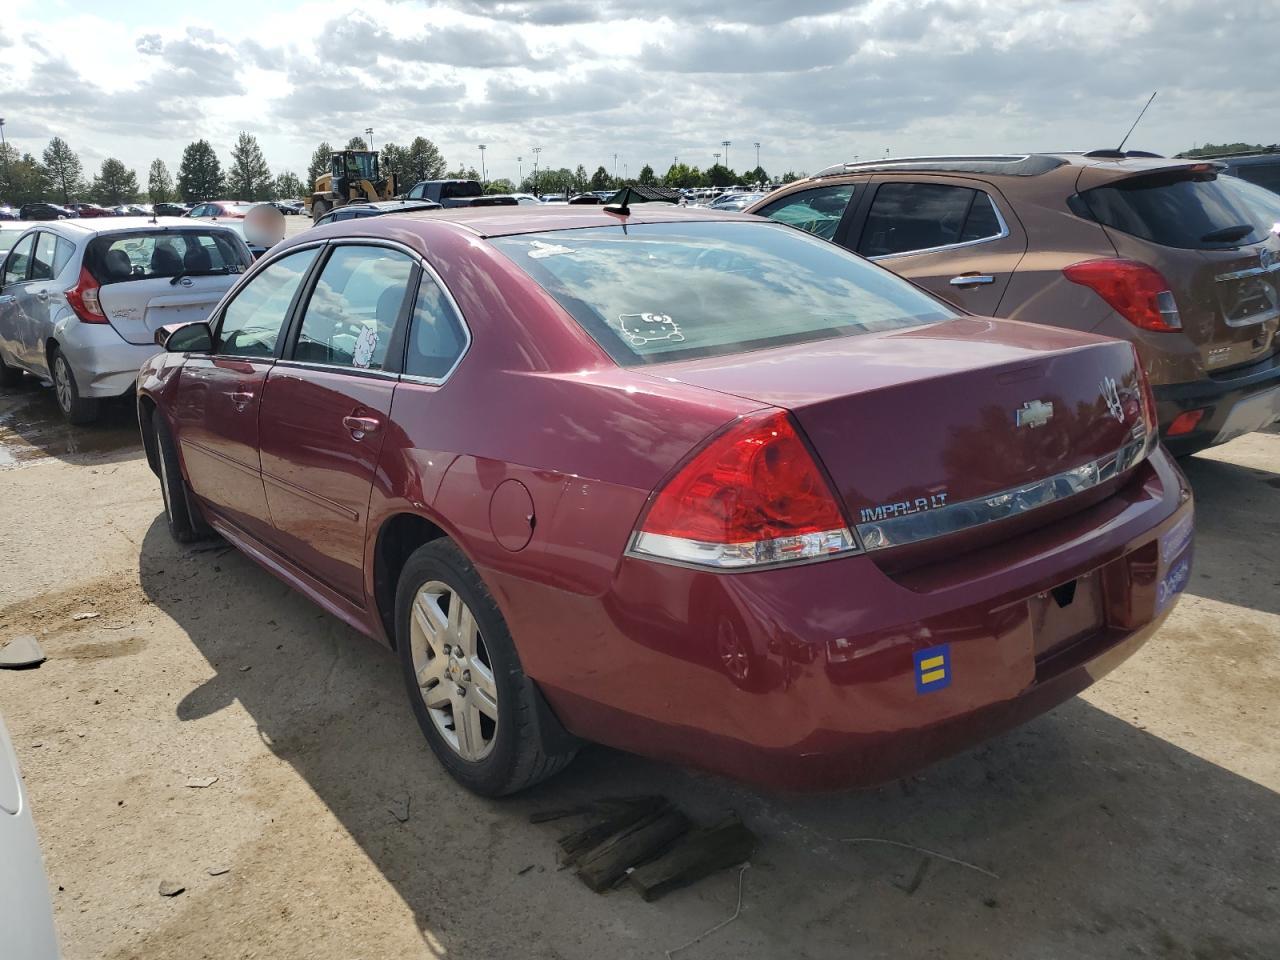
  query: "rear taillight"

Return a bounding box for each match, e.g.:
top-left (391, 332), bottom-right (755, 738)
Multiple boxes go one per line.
top-left (65, 265), bottom-right (107, 323)
top-left (629, 409), bottom-right (858, 569)
top-left (1064, 259), bottom-right (1182, 332)
top-left (1167, 409), bottom-right (1206, 436)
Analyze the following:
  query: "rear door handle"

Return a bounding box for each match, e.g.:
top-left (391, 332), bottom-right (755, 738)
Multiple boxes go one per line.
top-left (228, 390), bottom-right (254, 410)
top-left (34, 289), bottom-right (49, 302)
top-left (342, 415), bottom-right (382, 439)
top-left (949, 274), bottom-right (996, 287)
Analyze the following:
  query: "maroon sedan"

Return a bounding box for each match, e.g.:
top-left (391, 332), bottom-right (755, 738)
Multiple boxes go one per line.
top-left (136, 206), bottom-right (1194, 795)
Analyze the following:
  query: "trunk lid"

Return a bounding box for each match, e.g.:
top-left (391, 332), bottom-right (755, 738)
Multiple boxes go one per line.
top-left (646, 317), bottom-right (1148, 535)
top-left (98, 276), bottom-right (238, 345)
top-left (1076, 162), bottom-right (1280, 373)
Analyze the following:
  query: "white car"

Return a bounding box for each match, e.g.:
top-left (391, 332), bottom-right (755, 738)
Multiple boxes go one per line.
top-left (0, 218), bottom-right (253, 423)
top-left (0, 715), bottom-right (60, 958)
top-left (0, 221), bottom-right (32, 257)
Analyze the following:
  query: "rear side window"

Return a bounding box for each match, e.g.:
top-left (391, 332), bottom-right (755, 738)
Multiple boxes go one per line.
top-left (404, 274), bottom-right (467, 379)
top-left (216, 247), bottom-right (319, 357)
top-left (859, 183), bottom-right (1003, 257)
top-left (1077, 170), bottom-right (1272, 250)
top-left (491, 221), bottom-right (955, 366)
top-left (754, 184), bottom-right (855, 241)
top-left (85, 231), bottom-right (251, 284)
top-left (31, 233), bottom-right (57, 281)
top-left (1232, 161), bottom-right (1280, 194)
top-left (440, 182), bottom-right (482, 200)
top-left (293, 246), bottom-right (414, 370)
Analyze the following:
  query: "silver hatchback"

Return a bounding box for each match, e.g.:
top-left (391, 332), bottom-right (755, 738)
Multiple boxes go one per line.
top-left (0, 217), bottom-right (252, 423)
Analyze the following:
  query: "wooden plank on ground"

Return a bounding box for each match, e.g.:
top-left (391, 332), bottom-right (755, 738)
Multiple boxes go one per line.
top-left (627, 818), bottom-right (757, 902)
top-left (575, 807), bottom-right (692, 893)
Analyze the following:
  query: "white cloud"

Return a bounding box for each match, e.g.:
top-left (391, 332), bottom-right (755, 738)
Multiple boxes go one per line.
top-left (0, 0), bottom-right (1275, 187)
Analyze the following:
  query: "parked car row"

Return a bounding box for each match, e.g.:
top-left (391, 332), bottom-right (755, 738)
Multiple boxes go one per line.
top-left (4, 146), bottom-right (1278, 803)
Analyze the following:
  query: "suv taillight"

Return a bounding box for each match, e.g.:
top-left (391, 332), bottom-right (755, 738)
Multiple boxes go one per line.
top-left (629, 409), bottom-right (858, 569)
top-left (65, 265), bottom-right (107, 323)
top-left (1064, 259), bottom-right (1182, 332)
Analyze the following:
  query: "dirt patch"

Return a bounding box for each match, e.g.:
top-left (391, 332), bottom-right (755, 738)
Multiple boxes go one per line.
top-left (60, 635), bottom-right (149, 660)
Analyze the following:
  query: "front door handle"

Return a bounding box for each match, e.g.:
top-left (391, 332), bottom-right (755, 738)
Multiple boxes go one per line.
top-left (34, 289), bottom-right (49, 302)
top-left (949, 274), bottom-right (996, 287)
top-left (342, 414), bottom-right (382, 440)
top-left (228, 390), bottom-right (254, 410)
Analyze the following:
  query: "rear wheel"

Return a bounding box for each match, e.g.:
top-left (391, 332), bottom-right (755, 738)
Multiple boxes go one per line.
top-left (395, 539), bottom-right (575, 796)
top-left (311, 199), bottom-right (330, 222)
top-left (51, 349), bottom-right (99, 424)
top-left (153, 412), bottom-right (211, 543)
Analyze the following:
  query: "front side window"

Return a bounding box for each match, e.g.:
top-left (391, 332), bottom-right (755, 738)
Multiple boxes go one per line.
top-left (293, 246), bottom-right (414, 370)
top-left (2, 234), bottom-right (34, 285)
top-left (216, 246), bottom-right (319, 357)
top-left (404, 273), bottom-right (467, 379)
top-left (491, 221), bottom-right (955, 366)
top-left (858, 182), bottom-right (1002, 258)
top-left (754, 184), bottom-right (856, 241)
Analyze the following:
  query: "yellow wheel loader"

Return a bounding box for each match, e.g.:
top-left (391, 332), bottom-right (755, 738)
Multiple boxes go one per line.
top-left (305, 150), bottom-right (398, 221)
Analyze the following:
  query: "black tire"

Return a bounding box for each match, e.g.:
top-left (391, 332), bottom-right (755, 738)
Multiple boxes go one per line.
top-left (153, 412), bottom-right (212, 543)
top-left (395, 539), bottom-right (576, 796)
top-left (50, 349), bottom-right (99, 425)
top-left (311, 199), bottom-right (330, 222)
top-left (0, 350), bottom-right (22, 387)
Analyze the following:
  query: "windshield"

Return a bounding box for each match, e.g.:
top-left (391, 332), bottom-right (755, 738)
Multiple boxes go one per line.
top-left (491, 221), bottom-right (955, 366)
top-left (1080, 169), bottom-right (1272, 249)
top-left (85, 230), bottom-right (252, 284)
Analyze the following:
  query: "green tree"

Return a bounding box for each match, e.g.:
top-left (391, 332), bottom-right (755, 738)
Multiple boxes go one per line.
top-left (445, 165), bottom-right (480, 180)
top-left (637, 164), bottom-right (656, 186)
top-left (91, 158), bottom-right (140, 205)
top-left (779, 170), bottom-right (803, 184)
top-left (485, 178), bottom-right (515, 194)
top-left (306, 141), bottom-right (333, 188)
top-left (744, 165), bottom-right (769, 186)
top-left (589, 165), bottom-right (611, 190)
top-left (1180, 142), bottom-right (1267, 158)
top-left (703, 164), bottom-right (736, 187)
top-left (273, 171), bottom-right (304, 200)
top-left (0, 145), bottom-right (50, 206)
top-left (176, 139), bottom-right (224, 201)
top-left (147, 159), bottom-right (174, 204)
top-left (345, 135), bottom-right (368, 151)
top-left (406, 136), bottom-right (446, 182)
top-left (42, 136), bottom-right (83, 204)
top-left (379, 142), bottom-right (411, 193)
top-left (663, 162), bottom-right (701, 188)
top-left (574, 164), bottom-right (589, 193)
top-left (226, 132), bottom-right (273, 200)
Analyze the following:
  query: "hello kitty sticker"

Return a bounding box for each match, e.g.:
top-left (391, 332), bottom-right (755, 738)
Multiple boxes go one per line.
top-left (615, 313), bottom-right (685, 346)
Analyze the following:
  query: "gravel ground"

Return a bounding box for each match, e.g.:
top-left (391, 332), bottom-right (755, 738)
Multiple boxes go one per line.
top-left (0, 377), bottom-right (1277, 960)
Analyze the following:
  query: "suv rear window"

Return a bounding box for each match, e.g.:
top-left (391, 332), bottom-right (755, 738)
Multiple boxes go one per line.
top-left (491, 221), bottom-right (955, 366)
top-left (85, 230), bottom-right (251, 284)
top-left (1076, 169), bottom-right (1272, 250)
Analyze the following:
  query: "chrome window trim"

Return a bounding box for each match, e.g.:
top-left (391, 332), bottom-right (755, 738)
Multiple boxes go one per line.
top-left (273, 358), bottom-right (400, 380)
top-left (856, 425), bottom-right (1151, 552)
top-left (394, 250), bottom-right (472, 388)
top-left (868, 192), bottom-right (1010, 262)
top-left (208, 240), bottom-right (328, 360)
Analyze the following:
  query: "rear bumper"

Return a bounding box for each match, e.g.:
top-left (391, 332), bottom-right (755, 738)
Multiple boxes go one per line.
top-left (53, 316), bottom-right (159, 398)
top-left (499, 449), bottom-right (1194, 791)
top-left (1155, 352), bottom-right (1280, 456)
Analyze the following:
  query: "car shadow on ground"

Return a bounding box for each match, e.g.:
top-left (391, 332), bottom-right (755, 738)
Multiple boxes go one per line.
top-left (136, 516), bottom-right (1279, 959)
top-left (1180, 451), bottom-right (1280, 617)
top-left (0, 378), bottom-right (142, 468)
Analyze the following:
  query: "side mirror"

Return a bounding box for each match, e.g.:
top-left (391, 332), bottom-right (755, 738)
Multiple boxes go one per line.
top-left (156, 320), bottom-right (213, 353)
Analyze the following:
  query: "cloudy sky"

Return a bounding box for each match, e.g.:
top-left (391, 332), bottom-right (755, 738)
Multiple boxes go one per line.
top-left (1, 0), bottom-right (1276, 185)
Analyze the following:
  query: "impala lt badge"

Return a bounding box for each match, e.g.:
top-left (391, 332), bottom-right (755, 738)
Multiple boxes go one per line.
top-left (1101, 376), bottom-right (1125, 422)
top-left (1016, 399), bottom-right (1054, 429)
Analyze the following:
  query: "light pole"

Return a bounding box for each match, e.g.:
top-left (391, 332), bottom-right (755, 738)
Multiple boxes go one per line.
top-left (713, 152), bottom-right (720, 166)
top-left (532, 146), bottom-right (542, 196)
top-left (478, 144), bottom-right (486, 185)
top-left (365, 127), bottom-right (374, 150)
top-left (721, 140), bottom-right (731, 170)
top-left (0, 119), bottom-right (9, 199)
top-left (517, 155), bottom-right (523, 186)
top-left (612, 153), bottom-right (618, 182)
top-left (754, 141), bottom-right (760, 172)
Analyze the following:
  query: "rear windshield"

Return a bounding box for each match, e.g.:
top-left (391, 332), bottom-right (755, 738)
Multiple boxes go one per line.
top-left (1078, 169), bottom-right (1272, 249)
top-left (85, 230), bottom-right (252, 284)
top-left (440, 182), bottom-right (482, 199)
top-left (490, 221), bottom-right (955, 366)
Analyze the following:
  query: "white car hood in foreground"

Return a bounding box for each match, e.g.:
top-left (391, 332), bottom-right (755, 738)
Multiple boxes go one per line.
top-left (0, 716), bottom-right (60, 958)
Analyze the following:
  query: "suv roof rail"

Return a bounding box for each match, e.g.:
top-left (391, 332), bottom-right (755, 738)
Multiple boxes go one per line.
top-left (813, 154), bottom-right (1068, 178)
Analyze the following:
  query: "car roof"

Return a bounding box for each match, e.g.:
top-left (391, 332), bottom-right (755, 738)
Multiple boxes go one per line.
top-left (807, 152), bottom-right (1211, 182)
top-left (391, 203), bottom-right (758, 238)
top-left (41, 216), bottom-right (246, 237)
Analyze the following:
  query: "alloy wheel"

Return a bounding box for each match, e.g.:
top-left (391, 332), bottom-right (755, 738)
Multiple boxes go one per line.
top-left (54, 357), bottom-right (73, 413)
top-left (409, 580), bottom-right (499, 761)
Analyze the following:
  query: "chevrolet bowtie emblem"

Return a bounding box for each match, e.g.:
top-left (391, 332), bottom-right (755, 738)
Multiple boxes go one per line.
top-left (1016, 399), bottom-right (1054, 429)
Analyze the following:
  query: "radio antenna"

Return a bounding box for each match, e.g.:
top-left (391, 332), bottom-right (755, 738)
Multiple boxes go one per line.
top-left (1117, 91), bottom-right (1158, 153)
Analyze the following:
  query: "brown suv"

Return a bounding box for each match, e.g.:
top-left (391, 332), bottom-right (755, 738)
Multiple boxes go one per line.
top-left (747, 153), bottom-right (1280, 455)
